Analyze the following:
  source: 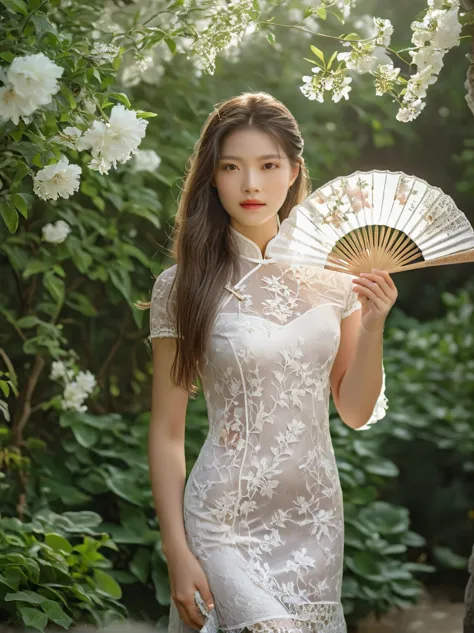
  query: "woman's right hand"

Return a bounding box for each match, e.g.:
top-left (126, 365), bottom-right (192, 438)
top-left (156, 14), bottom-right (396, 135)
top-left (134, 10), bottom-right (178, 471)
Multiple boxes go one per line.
top-left (167, 546), bottom-right (215, 631)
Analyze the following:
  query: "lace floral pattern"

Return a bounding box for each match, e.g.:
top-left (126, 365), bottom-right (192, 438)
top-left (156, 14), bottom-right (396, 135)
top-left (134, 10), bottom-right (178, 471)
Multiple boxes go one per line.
top-left (150, 228), bottom-right (388, 633)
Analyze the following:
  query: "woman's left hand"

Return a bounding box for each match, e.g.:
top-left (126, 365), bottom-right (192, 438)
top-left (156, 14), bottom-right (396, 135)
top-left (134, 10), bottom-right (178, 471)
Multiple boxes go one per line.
top-left (351, 268), bottom-right (398, 333)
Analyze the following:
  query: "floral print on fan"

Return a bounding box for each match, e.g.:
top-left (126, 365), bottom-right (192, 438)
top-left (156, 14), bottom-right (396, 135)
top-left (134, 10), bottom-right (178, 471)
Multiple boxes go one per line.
top-left (307, 176), bottom-right (372, 230)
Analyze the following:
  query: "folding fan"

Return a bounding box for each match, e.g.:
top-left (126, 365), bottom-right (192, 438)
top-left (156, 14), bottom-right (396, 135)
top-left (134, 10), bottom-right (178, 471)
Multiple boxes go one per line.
top-left (266, 170), bottom-right (474, 276)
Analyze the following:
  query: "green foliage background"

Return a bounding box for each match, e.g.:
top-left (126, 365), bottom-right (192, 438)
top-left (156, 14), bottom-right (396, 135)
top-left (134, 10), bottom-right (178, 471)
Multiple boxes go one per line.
top-left (1, 0), bottom-right (473, 629)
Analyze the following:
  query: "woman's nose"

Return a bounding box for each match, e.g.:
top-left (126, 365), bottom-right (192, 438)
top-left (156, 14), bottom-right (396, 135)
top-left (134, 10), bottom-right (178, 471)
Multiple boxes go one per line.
top-left (242, 173), bottom-right (262, 191)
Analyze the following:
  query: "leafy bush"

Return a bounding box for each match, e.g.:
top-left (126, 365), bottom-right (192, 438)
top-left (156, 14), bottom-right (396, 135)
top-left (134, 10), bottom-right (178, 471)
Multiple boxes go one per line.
top-left (373, 279), bottom-right (474, 586)
top-left (0, 510), bottom-right (126, 630)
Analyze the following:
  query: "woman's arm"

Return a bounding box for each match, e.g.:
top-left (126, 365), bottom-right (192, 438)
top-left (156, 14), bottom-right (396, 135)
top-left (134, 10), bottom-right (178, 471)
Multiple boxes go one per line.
top-left (330, 309), bottom-right (384, 429)
top-left (330, 269), bottom-right (397, 429)
top-left (149, 336), bottom-right (190, 559)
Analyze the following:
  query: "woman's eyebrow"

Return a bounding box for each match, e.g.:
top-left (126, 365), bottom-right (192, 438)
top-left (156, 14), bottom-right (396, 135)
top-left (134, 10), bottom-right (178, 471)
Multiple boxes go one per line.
top-left (219, 153), bottom-right (284, 160)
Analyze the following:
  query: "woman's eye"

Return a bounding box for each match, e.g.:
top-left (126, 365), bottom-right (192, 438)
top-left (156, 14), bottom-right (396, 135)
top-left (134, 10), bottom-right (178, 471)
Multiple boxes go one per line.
top-left (222, 163), bottom-right (278, 171)
top-left (264, 163), bottom-right (278, 169)
top-left (223, 164), bottom-right (237, 171)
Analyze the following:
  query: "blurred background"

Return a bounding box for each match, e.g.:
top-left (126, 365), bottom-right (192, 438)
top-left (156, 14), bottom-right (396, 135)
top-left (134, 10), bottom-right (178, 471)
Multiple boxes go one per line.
top-left (1, 0), bottom-right (473, 631)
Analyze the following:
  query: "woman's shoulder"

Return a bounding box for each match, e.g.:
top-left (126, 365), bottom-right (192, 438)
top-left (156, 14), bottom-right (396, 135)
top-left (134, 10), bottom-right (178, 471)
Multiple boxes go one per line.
top-left (151, 264), bottom-right (178, 299)
top-left (153, 263), bottom-right (177, 285)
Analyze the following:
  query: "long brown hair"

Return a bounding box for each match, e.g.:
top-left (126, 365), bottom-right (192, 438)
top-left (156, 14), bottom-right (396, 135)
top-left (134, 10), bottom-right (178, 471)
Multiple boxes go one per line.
top-left (140, 92), bottom-right (312, 396)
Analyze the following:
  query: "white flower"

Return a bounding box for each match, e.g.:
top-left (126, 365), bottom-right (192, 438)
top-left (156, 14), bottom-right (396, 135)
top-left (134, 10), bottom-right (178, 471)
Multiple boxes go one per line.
top-left (50, 360), bottom-right (67, 381)
top-left (33, 155), bottom-right (81, 201)
top-left (332, 76), bottom-right (352, 102)
top-left (374, 18), bottom-right (394, 47)
top-left (8, 53), bottom-right (63, 104)
top-left (75, 370), bottom-right (96, 395)
top-left (53, 126), bottom-right (83, 149)
top-left (431, 7), bottom-right (462, 50)
top-left (133, 149), bottom-right (161, 172)
top-left (90, 41), bottom-right (120, 64)
top-left (62, 381), bottom-right (88, 413)
top-left (374, 63), bottom-right (401, 96)
top-left (411, 23), bottom-right (433, 48)
top-left (300, 67), bottom-right (325, 103)
top-left (42, 220), bottom-right (72, 244)
top-left (77, 104), bottom-right (148, 175)
top-left (337, 42), bottom-right (377, 73)
top-left (0, 85), bottom-right (39, 124)
top-left (412, 6), bottom-right (462, 52)
top-left (405, 65), bottom-right (437, 100)
top-left (301, 67), bottom-right (352, 103)
top-left (410, 46), bottom-right (445, 74)
top-left (396, 98), bottom-right (426, 122)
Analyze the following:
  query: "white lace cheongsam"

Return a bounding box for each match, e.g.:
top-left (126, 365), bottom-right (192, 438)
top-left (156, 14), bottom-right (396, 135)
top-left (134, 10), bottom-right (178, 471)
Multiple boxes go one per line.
top-left (149, 226), bottom-right (388, 633)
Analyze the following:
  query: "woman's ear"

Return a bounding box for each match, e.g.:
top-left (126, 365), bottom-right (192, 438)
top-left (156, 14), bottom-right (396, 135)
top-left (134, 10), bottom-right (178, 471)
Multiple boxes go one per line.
top-left (290, 164), bottom-right (300, 187)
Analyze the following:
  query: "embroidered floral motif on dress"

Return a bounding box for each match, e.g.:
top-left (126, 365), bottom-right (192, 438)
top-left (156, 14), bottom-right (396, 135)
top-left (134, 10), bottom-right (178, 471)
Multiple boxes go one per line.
top-left (149, 225), bottom-right (388, 633)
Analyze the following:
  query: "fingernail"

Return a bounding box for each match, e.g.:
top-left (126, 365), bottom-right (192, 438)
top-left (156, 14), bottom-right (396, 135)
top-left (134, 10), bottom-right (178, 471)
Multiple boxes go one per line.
top-left (208, 604), bottom-right (214, 609)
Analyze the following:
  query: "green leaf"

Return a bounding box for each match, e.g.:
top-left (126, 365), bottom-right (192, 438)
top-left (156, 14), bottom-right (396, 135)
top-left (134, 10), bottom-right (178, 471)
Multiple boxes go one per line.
top-left (365, 459), bottom-right (399, 477)
top-left (344, 32), bottom-right (360, 41)
top-left (433, 546), bottom-right (469, 569)
top-left (109, 92), bottom-right (131, 108)
top-left (19, 607), bottom-right (48, 631)
top-left (0, 0), bottom-right (28, 15)
top-left (93, 569), bottom-right (122, 599)
top-left (135, 110), bottom-right (158, 119)
top-left (31, 14), bottom-right (58, 38)
top-left (9, 193), bottom-right (29, 219)
top-left (0, 201), bottom-right (19, 233)
top-left (110, 267), bottom-right (131, 303)
top-left (5, 590), bottom-right (47, 605)
top-left (130, 547), bottom-right (151, 584)
top-left (45, 533), bottom-right (73, 554)
top-left (164, 38), bottom-right (177, 54)
top-left (71, 423), bottom-right (99, 448)
top-left (60, 85), bottom-right (77, 110)
top-left (316, 6), bottom-right (327, 19)
top-left (151, 567), bottom-right (170, 605)
top-left (327, 50), bottom-right (338, 71)
top-left (106, 467), bottom-right (144, 505)
top-left (0, 51), bottom-right (16, 63)
top-left (43, 273), bottom-right (65, 305)
top-left (310, 45), bottom-right (325, 64)
top-left (40, 599), bottom-right (73, 629)
top-left (267, 33), bottom-right (276, 46)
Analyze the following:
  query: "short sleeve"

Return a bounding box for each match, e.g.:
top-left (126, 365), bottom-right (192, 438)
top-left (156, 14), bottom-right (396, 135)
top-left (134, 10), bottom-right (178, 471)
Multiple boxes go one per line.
top-left (149, 265), bottom-right (181, 339)
top-left (342, 276), bottom-right (362, 319)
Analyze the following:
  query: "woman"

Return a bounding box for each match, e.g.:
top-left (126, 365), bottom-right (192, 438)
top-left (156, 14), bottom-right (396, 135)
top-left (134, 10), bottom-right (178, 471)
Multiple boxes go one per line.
top-left (146, 92), bottom-right (397, 633)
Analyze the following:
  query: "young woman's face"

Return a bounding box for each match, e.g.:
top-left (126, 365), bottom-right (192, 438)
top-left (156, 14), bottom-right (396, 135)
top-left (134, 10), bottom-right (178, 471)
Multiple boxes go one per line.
top-left (213, 127), bottom-right (299, 230)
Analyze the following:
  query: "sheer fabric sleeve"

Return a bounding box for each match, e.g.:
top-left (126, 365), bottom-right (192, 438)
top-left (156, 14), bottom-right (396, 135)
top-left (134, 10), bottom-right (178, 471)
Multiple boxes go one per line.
top-left (341, 275), bottom-right (389, 430)
top-left (149, 265), bottom-right (181, 339)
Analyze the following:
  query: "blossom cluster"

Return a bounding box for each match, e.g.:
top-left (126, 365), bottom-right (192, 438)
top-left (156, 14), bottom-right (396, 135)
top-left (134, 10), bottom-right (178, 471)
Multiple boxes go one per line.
top-left (300, 17), bottom-right (395, 105)
top-left (300, 66), bottom-right (352, 104)
top-left (190, 0), bottom-right (257, 74)
top-left (50, 356), bottom-right (97, 413)
top-left (0, 53), bottom-right (63, 125)
top-left (1, 52), bottom-right (150, 201)
top-left (397, 0), bottom-right (462, 121)
top-left (299, 1), bottom-right (463, 122)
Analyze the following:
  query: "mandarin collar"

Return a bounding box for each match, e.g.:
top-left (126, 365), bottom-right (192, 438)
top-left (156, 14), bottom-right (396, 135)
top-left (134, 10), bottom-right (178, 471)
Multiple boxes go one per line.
top-left (229, 224), bottom-right (279, 263)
